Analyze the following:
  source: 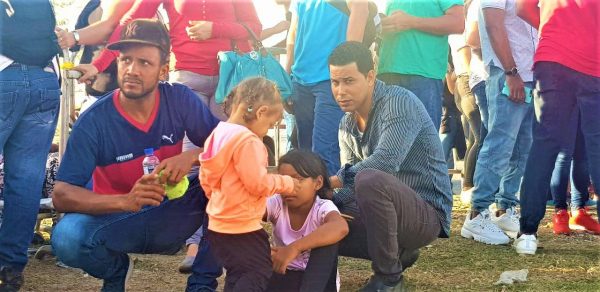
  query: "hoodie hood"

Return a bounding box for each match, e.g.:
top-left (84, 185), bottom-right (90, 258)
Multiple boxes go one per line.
top-left (199, 122), bottom-right (257, 190)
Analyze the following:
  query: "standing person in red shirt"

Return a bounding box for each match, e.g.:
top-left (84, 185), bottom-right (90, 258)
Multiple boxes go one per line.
top-left (514, 0), bottom-right (600, 255)
top-left (56, 0), bottom-right (261, 124)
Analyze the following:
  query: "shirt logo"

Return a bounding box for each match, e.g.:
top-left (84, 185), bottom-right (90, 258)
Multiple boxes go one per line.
top-left (162, 134), bottom-right (174, 144)
top-left (116, 153), bottom-right (134, 162)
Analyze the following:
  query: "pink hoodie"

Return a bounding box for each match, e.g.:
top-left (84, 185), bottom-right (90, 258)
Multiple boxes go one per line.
top-left (199, 122), bottom-right (294, 234)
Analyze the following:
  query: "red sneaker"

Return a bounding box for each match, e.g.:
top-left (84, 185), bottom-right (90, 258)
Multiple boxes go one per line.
top-left (569, 208), bottom-right (600, 234)
top-left (553, 209), bottom-right (571, 235)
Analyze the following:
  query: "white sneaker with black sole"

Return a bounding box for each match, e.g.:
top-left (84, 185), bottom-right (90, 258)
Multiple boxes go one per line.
top-left (461, 209), bottom-right (510, 245)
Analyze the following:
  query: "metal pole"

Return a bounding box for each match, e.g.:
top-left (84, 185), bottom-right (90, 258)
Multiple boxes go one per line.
top-left (58, 49), bottom-right (79, 160)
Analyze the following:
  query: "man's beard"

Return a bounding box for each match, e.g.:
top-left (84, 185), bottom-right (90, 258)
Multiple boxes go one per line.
top-left (118, 78), bottom-right (153, 100)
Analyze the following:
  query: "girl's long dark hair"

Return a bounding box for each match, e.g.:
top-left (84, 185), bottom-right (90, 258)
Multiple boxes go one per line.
top-left (278, 150), bottom-right (332, 199)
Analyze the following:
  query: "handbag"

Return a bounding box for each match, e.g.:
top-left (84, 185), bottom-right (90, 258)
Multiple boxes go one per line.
top-left (215, 24), bottom-right (293, 104)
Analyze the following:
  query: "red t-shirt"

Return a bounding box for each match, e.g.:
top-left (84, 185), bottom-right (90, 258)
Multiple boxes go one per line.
top-left (93, 0), bottom-right (262, 76)
top-left (535, 0), bottom-right (600, 77)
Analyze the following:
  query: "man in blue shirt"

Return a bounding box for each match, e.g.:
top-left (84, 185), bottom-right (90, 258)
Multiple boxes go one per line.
top-left (286, 0), bottom-right (369, 176)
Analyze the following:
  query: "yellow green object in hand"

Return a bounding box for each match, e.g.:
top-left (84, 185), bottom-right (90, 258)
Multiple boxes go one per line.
top-left (159, 171), bottom-right (189, 200)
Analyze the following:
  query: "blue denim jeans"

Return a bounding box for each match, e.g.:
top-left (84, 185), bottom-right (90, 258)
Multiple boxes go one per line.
top-left (291, 80), bottom-right (344, 175)
top-left (378, 73), bottom-right (443, 131)
top-left (0, 63), bottom-right (60, 272)
top-left (51, 174), bottom-right (222, 291)
top-left (471, 65), bottom-right (534, 212)
top-left (521, 61), bottom-right (600, 234)
top-left (549, 111), bottom-right (590, 211)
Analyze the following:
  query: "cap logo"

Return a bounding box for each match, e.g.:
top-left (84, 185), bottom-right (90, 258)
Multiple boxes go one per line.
top-left (125, 22), bottom-right (139, 37)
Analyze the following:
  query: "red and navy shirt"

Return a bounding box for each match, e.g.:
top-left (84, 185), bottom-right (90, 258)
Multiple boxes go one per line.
top-left (57, 82), bottom-right (220, 195)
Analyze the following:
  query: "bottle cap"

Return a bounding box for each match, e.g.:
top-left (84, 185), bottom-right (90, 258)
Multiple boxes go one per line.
top-left (144, 148), bottom-right (154, 156)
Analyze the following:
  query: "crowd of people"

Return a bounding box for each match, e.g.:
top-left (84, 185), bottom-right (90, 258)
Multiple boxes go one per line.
top-left (0, 0), bottom-right (598, 291)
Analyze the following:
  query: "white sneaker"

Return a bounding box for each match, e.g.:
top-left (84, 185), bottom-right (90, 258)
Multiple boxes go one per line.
top-left (490, 206), bottom-right (520, 239)
top-left (514, 234), bottom-right (538, 255)
top-left (461, 209), bottom-right (510, 245)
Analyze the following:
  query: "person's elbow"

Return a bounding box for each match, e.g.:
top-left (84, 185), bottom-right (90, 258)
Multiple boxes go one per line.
top-left (446, 6), bottom-right (465, 34)
top-left (339, 220), bottom-right (350, 238)
top-left (52, 181), bottom-right (70, 212)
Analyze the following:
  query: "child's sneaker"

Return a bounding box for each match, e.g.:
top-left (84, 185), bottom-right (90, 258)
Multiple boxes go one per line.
top-left (569, 208), bottom-right (600, 234)
top-left (552, 209), bottom-right (571, 235)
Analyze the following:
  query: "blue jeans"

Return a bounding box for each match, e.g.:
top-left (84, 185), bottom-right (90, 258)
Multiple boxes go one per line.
top-left (549, 112), bottom-right (590, 211)
top-left (0, 63), bottom-right (60, 272)
top-left (521, 61), bottom-right (600, 234)
top-left (51, 174), bottom-right (222, 291)
top-left (471, 65), bottom-right (534, 212)
top-left (378, 74), bottom-right (443, 130)
top-left (291, 80), bottom-right (344, 175)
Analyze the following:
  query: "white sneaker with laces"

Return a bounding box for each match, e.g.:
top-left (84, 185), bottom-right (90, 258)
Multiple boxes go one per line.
top-left (514, 234), bottom-right (537, 255)
top-left (461, 209), bottom-right (510, 245)
top-left (490, 206), bottom-right (520, 239)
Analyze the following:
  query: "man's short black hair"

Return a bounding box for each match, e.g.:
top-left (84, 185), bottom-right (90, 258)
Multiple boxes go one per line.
top-left (328, 41), bottom-right (374, 76)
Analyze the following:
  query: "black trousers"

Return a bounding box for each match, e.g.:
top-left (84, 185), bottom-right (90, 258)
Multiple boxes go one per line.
top-left (267, 244), bottom-right (338, 292)
top-left (338, 169), bottom-right (442, 285)
top-left (208, 229), bottom-right (272, 292)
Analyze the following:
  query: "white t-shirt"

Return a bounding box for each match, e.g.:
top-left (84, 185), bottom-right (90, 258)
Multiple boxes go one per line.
top-left (448, 33), bottom-right (469, 76)
top-left (479, 0), bottom-right (538, 82)
top-left (267, 195), bottom-right (340, 270)
top-left (466, 0), bottom-right (486, 87)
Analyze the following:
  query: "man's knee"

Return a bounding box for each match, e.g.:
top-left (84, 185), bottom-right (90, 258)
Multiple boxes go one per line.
top-left (51, 214), bottom-right (91, 266)
top-left (355, 169), bottom-right (396, 203)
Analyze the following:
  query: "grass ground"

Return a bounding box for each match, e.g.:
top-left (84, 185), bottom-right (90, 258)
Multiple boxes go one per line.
top-left (21, 196), bottom-right (600, 292)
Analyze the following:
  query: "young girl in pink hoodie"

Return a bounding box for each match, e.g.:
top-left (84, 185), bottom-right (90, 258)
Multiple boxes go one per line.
top-left (199, 77), bottom-right (299, 291)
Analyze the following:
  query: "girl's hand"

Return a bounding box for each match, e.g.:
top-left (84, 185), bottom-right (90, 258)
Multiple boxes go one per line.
top-left (292, 178), bottom-right (301, 195)
top-left (271, 245), bottom-right (301, 274)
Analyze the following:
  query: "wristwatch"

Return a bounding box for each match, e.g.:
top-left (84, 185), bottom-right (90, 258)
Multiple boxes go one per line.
top-left (505, 66), bottom-right (518, 76)
top-left (72, 30), bottom-right (80, 45)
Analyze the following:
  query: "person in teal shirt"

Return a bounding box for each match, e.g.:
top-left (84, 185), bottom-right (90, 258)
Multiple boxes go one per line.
top-left (378, 0), bottom-right (464, 130)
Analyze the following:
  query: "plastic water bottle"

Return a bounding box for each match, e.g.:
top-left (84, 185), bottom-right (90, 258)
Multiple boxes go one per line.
top-left (142, 148), bottom-right (160, 175)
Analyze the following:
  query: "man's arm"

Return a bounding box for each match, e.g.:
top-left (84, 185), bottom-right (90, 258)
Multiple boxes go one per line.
top-left (465, 19), bottom-right (481, 48)
top-left (336, 102), bottom-right (423, 187)
top-left (285, 12), bottom-right (298, 74)
top-left (382, 5), bottom-right (464, 35)
top-left (346, 0), bottom-right (369, 42)
top-left (483, 8), bottom-right (525, 103)
top-left (516, 0), bottom-right (540, 28)
top-left (53, 174), bottom-right (165, 215)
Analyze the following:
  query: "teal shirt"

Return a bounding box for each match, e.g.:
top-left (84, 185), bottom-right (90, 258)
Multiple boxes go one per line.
top-left (378, 0), bottom-right (463, 80)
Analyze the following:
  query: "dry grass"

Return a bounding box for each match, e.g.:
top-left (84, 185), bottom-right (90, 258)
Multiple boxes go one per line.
top-left (21, 196), bottom-right (600, 291)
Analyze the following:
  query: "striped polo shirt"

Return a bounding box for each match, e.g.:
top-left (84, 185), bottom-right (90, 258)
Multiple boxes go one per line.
top-left (334, 80), bottom-right (453, 237)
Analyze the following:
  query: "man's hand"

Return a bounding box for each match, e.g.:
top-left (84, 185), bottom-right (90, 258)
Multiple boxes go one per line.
top-left (271, 245), bottom-right (301, 274)
top-left (154, 151), bottom-right (197, 185)
top-left (329, 175), bottom-right (343, 189)
top-left (74, 64), bottom-right (99, 84)
top-left (122, 174), bottom-right (165, 212)
top-left (382, 10), bottom-right (414, 33)
top-left (55, 27), bottom-right (76, 49)
top-left (187, 21), bottom-right (213, 41)
top-left (506, 74), bottom-right (525, 103)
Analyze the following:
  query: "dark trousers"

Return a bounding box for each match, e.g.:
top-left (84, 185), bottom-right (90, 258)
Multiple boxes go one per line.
top-left (455, 74), bottom-right (482, 188)
top-left (208, 229), bottom-right (272, 292)
top-left (337, 169), bottom-right (442, 284)
top-left (267, 244), bottom-right (338, 292)
top-left (520, 61), bottom-right (600, 234)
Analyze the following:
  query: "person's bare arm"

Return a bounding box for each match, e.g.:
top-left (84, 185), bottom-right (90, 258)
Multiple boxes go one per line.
top-left (465, 19), bottom-right (481, 48)
top-left (483, 8), bottom-right (525, 103)
top-left (516, 0), bottom-right (540, 28)
top-left (56, 0), bottom-right (135, 49)
top-left (271, 212), bottom-right (349, 274)
top-left (382, 5), bottom-right (464, 35)
top-left (346, 0), bottom-right (369, 42)
top-left (53, 174), bottom-right (165, 215)
top-left (285, 12), bottom-right (298, 74)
